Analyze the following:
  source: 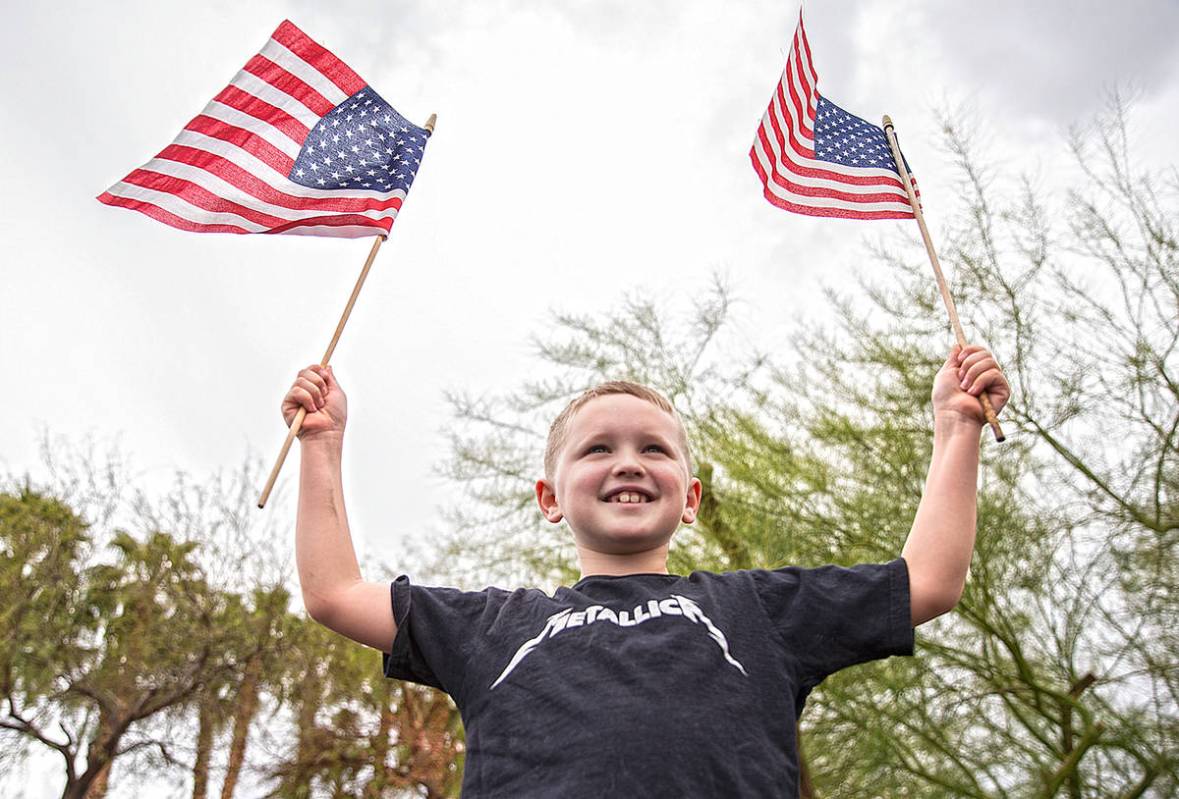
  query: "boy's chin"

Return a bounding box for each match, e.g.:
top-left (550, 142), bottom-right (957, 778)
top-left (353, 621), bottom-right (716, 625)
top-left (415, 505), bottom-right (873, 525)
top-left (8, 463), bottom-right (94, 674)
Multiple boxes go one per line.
top-left (573, 526), bottom-right (675, 555)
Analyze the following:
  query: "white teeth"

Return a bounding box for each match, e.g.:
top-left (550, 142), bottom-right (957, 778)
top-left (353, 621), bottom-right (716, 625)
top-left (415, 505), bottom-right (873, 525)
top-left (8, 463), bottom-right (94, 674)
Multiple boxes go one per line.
top-left (611, 491), bottom-right (649, 504)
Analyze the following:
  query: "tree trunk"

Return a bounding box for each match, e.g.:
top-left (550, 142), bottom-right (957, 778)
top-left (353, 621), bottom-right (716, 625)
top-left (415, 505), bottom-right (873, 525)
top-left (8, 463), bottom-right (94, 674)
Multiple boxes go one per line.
top-left (220, 650), bottom-right (263, 799)
top-left (77, 768), bottom-right (109, 799)
top-left (64, 704), bottom-right (122, 799)
top-left (80, 761), bottom-right (111, 799)
top-left (1060, 674), bottom-right (1097, 799)
top-left (192, 686), bottom-right (218, 799)
top-left (286, 662), bottom-right (324, 799)
top-left (362, 680), bottom-right (396, 799)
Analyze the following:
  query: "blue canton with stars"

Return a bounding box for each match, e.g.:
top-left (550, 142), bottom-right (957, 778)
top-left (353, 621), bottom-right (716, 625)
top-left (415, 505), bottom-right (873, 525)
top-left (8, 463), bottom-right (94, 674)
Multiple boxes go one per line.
top-left (289, 87), bottom-right (429, 193)
top-left (812, 96), bottom-right (910, 175)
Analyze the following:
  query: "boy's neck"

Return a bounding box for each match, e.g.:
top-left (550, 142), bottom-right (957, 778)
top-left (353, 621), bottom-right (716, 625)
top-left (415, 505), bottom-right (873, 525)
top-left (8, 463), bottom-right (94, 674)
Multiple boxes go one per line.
top-left (576, 543), bottom-right (671, 578)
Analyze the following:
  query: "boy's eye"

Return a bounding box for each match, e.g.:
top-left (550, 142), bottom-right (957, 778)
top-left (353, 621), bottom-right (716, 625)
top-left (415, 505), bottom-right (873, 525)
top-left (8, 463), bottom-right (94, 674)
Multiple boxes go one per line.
top-left (586, 445), bottom-right (608, 454)
top-left (644, 444), bottom-right (666, 453)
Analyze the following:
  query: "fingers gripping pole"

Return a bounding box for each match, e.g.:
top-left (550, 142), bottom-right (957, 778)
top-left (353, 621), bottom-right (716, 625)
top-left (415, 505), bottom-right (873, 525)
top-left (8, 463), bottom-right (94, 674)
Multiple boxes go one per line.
top-left (257, 234), bottom-right (384, 508)
top-left (881, 115), bottom-right (1005, 442)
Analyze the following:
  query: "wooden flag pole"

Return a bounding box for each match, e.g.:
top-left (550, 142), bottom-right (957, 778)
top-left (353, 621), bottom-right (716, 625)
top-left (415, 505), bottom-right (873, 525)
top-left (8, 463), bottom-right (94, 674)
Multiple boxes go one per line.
top-left (257, 114), bottom-right (437, 509)
top-left (881, 115), bottom-right (1005, 442)
top-left (256, 234), bottom-right (382, 508)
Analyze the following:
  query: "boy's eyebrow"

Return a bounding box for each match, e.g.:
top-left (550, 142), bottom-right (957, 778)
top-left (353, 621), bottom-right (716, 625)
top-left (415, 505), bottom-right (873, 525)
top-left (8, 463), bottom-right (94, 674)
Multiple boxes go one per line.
top-left (570, 431), bottom-right (611, 449)
top-left (571, 429), bottom-right (676, 448)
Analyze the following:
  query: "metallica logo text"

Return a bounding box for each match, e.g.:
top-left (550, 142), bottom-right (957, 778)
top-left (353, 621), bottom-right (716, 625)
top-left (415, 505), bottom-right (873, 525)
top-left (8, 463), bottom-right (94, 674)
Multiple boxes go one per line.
top-left (490, 594), bottom-right (748, 689)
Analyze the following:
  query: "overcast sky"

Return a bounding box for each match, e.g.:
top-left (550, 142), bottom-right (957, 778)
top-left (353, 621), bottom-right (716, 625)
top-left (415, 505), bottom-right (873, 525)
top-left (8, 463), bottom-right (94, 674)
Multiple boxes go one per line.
top-left (3, 1), bottom-right (1178, 795)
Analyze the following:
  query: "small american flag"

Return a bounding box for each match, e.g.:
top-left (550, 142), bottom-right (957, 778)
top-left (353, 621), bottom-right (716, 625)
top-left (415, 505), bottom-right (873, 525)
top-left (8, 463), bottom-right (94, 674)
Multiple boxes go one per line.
top-left (750, 11), bottom-right (917, 220)
top-left (99, 20), bottom-right (429, 237)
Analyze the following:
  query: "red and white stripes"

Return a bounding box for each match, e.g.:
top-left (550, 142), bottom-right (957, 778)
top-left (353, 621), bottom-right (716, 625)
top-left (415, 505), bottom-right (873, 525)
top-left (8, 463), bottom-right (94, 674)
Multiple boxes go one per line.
top-left (99, 21), bottom-right (408, 238)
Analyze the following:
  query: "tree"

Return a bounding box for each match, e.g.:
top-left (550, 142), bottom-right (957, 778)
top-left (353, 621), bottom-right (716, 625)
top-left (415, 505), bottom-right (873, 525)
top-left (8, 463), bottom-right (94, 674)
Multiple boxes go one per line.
top-left (2, 445), bottom-right (464, 799)
top-left (260, 615), bottom-right (463, 799)
top-left (0, 483), bottom-right (234, 799)
top-left (195, 584), bottom-right (295, 799)
top-left (0, 489), bottom-right (91, 779)
top-left (1, 445), bottom-right (469, 799)
top-left (436, 99), bottom-right (1177, 796)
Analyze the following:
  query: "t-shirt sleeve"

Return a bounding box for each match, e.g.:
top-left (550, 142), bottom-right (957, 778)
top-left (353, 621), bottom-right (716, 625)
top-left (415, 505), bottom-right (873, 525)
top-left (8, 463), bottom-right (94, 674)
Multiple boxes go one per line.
top-left (381, 575), bottom-right (499, 701)
top-left (750, 557), bottom-right (914, 685)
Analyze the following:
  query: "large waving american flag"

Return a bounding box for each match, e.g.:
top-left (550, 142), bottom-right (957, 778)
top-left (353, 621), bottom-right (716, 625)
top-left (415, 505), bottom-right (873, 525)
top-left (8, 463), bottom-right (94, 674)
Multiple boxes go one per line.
top-left (750, 11), bottom-right (917, 220)
top-left (98, 21), bottom-right (429, 237)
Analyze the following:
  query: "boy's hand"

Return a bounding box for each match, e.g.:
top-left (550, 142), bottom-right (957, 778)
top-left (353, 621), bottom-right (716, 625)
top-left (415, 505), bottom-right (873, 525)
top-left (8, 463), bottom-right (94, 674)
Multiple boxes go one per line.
top-left (932, 345), bottom-right (1010, 426)
top-left (282, 364), bottom-right (347, 441)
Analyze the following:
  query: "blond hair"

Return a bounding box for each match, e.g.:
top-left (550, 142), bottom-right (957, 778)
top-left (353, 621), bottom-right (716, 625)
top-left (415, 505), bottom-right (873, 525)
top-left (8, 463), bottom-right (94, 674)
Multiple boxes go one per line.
top-left (543, 381), bottom-right (692, 481)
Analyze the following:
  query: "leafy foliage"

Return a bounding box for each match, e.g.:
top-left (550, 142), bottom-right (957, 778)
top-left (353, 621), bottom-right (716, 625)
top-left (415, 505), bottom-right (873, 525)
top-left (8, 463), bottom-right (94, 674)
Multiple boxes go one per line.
top-left (0, 456), bottom-right (462, 799)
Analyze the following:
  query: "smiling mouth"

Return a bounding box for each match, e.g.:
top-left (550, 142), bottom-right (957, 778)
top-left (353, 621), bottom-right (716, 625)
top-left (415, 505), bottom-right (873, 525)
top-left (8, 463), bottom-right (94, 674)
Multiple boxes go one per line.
top-left (603, 490), bottom-right (653, 504)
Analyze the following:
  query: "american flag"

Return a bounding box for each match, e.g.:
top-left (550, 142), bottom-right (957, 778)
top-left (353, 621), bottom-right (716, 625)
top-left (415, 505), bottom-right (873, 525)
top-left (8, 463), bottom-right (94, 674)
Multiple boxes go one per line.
top-left (750, 11), bottom-right (918, 220)
top-left (98, 20), bottom-right (429, 238)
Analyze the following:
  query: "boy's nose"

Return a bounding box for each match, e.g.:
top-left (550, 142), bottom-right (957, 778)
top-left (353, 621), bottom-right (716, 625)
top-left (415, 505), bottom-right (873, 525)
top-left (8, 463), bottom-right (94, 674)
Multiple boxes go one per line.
top-left (612, 456), bottom-right (644, 476)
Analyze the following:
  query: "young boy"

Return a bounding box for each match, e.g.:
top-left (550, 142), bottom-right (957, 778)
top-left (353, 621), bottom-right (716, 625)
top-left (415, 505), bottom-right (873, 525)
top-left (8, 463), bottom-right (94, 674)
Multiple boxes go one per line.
top-left (283, 344), bottom-right (1009, 797)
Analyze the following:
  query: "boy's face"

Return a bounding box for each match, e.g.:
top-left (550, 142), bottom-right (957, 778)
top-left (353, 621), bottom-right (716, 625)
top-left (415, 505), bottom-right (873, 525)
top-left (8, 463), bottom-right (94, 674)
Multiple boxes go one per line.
top-left (536, 394), bottom-right (702, 556)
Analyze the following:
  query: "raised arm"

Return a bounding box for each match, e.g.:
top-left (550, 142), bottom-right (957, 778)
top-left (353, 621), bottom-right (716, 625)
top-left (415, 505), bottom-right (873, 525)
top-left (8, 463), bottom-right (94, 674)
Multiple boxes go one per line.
top-left (284, 365), bottom-right (397, 652)
top-left (901, 345), bottom-right (1010, 627)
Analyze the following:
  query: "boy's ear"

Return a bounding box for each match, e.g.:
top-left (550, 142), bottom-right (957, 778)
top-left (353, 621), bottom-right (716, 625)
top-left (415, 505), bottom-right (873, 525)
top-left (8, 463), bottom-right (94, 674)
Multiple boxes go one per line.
top-left (536, 479), bottom-right (563, 523)
top-left (681, 477), bottom-right (703, 524)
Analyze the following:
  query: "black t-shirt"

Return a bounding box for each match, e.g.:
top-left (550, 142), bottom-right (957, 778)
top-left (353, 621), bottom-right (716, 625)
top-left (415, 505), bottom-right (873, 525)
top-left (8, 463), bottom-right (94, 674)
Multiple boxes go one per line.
top-left (383, 558), bottom-right (914, 798)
